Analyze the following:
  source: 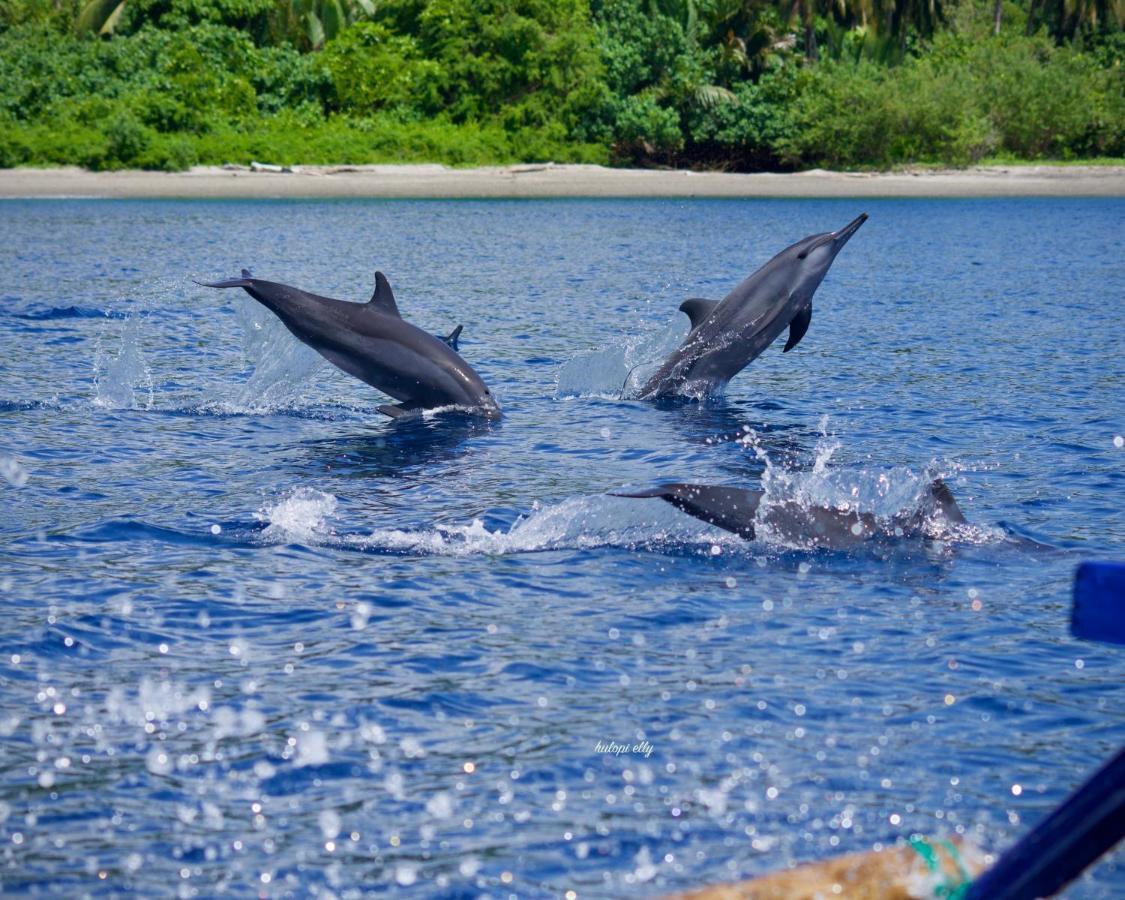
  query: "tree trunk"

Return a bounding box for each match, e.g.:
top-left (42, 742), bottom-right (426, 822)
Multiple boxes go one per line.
top-left (804, 4), bottom-right (818, 61)
top-left (993, 0), bottom-right (1003, 34)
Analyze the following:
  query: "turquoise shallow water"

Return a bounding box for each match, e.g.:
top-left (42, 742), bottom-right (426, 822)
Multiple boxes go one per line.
top-left (0, 197), bottom-right (1123, 896)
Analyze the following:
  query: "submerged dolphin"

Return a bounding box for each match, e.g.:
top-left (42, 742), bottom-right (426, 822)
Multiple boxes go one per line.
top-left (614, 478), bottom-right (965, 549)
top-left (635, 213), bottom-right (868, 400)
top-left (199, 270), bottom-right (500, 419)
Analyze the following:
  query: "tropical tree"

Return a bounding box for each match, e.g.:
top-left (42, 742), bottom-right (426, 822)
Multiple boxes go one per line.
top-left (76, 0), bottom-right (124, 33)
top-left (1026, 0), bottom-right (1124, 39)
top-left (279, 0), bottom-right (374, 49)
top-left (876, 0), bottom-right (944, 50)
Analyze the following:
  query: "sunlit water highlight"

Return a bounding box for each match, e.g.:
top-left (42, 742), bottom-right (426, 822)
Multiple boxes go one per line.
top-left (0, 197), bottom-right (1122, 896)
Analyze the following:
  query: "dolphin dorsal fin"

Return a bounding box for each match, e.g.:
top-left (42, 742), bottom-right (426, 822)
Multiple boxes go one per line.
top-left (679, 298), bottom-right (718, 331)
top-left (783, 305), bottom-right (812, 352)
top-left (369, 271), bottom-right (401, 317)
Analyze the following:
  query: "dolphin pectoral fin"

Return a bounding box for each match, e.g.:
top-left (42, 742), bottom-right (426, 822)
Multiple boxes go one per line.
top-left (368, 271), bottom-right (401, 317)
top-left (439, 324), bottom-right (463, 351)
top-left (783, 305), bottom-right (812, 353)
top-left (679, 298), bottom-right (718, 331)
top-left (377, 402), bottom-right (424, 419)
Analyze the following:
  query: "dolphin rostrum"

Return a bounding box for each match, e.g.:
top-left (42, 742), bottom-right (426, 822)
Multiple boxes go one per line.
top-left (613, 478), bottom-right (965, 549)
top-left (199, 270), bottom-right (500, 419)
top-left (635, 213), bottom-right (868, 400)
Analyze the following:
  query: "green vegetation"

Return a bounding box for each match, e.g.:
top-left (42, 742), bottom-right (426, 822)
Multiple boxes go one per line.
top-left (0, 0), bottom-right (1120, 170)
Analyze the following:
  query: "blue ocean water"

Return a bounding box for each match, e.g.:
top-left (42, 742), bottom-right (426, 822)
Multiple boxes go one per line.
top-left (0, 197), bottom-right (1122, 897)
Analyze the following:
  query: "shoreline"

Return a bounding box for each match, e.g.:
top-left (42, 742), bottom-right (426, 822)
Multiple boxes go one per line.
top-left (2, 163), bottom-right (1124, 199)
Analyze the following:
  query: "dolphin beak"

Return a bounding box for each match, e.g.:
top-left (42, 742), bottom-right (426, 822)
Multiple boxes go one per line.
top-left (832, 213), bottom-right (868, 247)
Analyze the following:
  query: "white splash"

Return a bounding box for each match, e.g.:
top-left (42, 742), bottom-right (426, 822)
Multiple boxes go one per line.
top-left (556, 316), bottom-right (687, 399)
top-left (742, 425), bottom-right (999, 547)
top-left (93, 317), bottom-right (154, 410)
top-left (342, 495), bottom-right (716, 557)
top-left (258, 488), bottom-right (338, 543)
top-left (0, 456), bottom-right (28, 488)
top-left (233, 296), bottom-right (325, 410)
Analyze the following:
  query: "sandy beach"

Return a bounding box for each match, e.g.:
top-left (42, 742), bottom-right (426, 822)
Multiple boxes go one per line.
top-left (2, 163), bottom-right (1124, 199)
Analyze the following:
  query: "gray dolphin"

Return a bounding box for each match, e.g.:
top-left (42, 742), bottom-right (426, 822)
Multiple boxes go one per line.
top-left (613, 478), bottom-right (965, 549)
top-left (199, 270), bottom-right (500, 419)
top-left (635, 213), bottom-right (868, 400)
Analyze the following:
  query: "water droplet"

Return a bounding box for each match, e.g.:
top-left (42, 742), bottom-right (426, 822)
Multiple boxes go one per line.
top-left (318, 810), bottom-right (341, 840)
top-left (395, 865), bottom-right (417, 886)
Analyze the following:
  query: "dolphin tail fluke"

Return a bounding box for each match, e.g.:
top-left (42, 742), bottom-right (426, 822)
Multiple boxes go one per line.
top-left (197, 268), bottom-right (254, 289)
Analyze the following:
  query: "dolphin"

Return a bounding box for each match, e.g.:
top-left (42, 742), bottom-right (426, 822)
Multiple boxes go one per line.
top-left (199, 270), bottom-right (500, 419)
top-left (635, 213), bottom-right (868, 400)
top-left (613, 478), bottom-right (965, 549)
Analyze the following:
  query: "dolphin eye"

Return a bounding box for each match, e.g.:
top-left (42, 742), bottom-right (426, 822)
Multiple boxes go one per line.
top-left (797, 251), bottom-right (808, 259)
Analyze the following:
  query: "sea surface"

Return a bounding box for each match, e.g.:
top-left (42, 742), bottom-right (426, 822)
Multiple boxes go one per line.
top-left (0, 197), bottom-right (1122, 897)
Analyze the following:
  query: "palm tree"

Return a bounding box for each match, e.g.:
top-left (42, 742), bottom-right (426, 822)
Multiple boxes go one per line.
top-left (877, 0), bottom-right (944, 51)
top-left (1026, 0), bottom-right (1124, 39)
top-left (75, 0), bottom-right (126, 34)
top-left (280, 0), bottom-right (375, 49)
top-left (796, 0), bottom-right (825, 58)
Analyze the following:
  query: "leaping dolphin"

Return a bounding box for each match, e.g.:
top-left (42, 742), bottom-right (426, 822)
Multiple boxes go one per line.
top-left (613, 478), bottom-right (965, 549)
top-left (635, 213), bottom-right (868, 400)
top-left (199, 270), bottom-right (500, 419)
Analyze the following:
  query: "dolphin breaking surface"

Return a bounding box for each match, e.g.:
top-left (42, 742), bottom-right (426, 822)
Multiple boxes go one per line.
top-left (199, 270), bottom-right (500, 419)
top-left (635, 213), bottom-right (868, 400)
top-left (615, 478), bottom-right (968, 550)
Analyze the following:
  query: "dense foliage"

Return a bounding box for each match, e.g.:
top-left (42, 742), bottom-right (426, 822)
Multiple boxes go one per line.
top-left (0, 0), bottom-right (1120, 170)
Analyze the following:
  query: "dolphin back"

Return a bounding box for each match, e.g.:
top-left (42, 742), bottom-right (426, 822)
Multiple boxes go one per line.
top-left (617, 477), bottom-right (966, 547)
top-left (614, 483), bottom-right (762, 539)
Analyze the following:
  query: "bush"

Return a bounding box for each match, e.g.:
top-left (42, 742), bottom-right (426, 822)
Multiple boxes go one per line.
top-left (321, 22), bottom-right (440, 115)
top-left (780, 54), bottom-right (995, 167)
top-left (119, 0), bottom-right (275, 37)
top-left (774, 32), bottom-right (1123, 168)
top-left (376, 0), bottom-right (607, 132)
top-left (611, 92), bottom-right (683, 157)
top-left (971, 37), bottom-right (1124, 158)
top-left (686, 64), bottom-right (807, 169)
